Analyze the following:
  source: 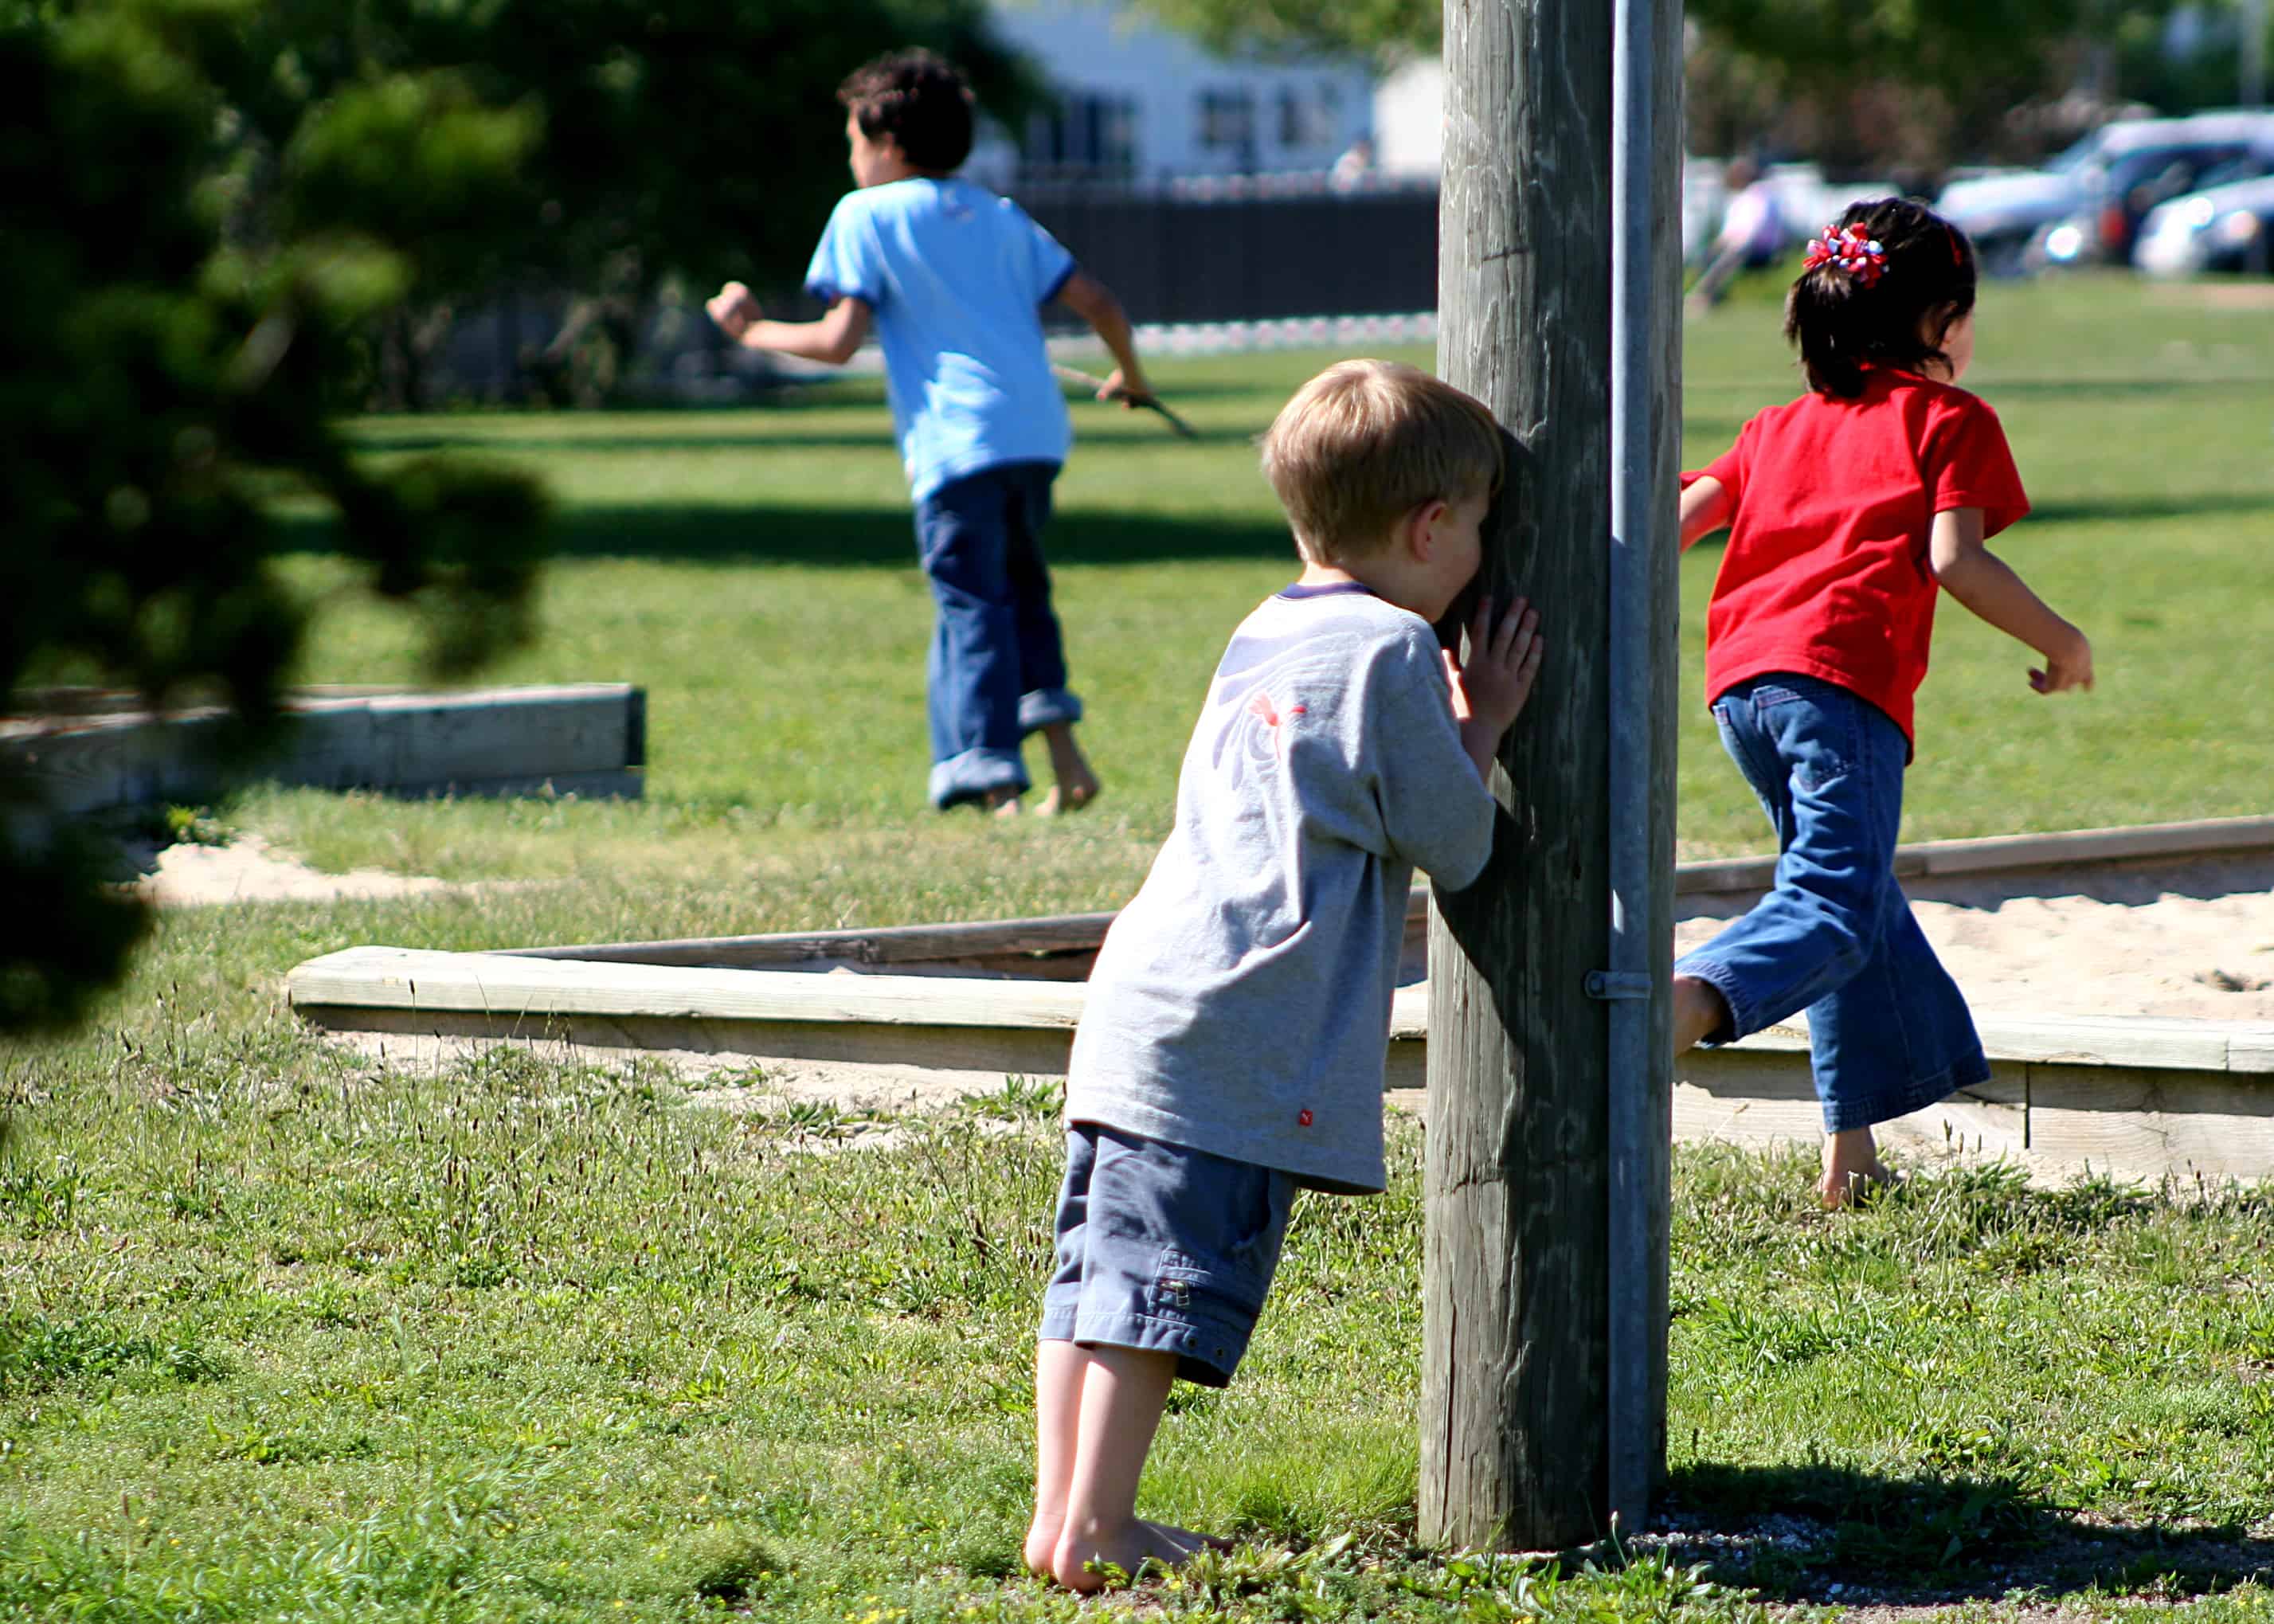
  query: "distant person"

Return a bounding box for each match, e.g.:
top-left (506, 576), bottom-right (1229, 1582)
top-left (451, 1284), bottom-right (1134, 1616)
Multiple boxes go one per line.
top-left (1673, 200), bottom-right (2094, 1207)
top-left (707, 50), bottom-right (1153, 816)
top-left (1690, 157), bottom-right (1787, 309)
top-left (1330, 134), bottom-right (1376, 190)
top-left (1027, 361), bottom-right (1545, 1591)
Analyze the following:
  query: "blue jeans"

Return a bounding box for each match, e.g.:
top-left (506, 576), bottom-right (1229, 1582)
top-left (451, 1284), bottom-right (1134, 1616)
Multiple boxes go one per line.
top-left (1675, 674), bottom-right (1988, 1133)
top-left (913, 462), bottom-right (1083, 808)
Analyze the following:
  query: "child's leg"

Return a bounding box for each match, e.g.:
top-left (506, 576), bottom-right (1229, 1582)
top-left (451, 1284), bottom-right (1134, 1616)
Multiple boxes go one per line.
top-left (1049, 1344), bottom-right (1192, 1591)
top-left (1805, 882), bottom-right (1987, 1207)
top-left (915, 472), bottom-right (1033, 811)
top-left (1034, 1125), bottom-right (1297, 1589)
top-left (1026, 1338), bottom-right (1088, 1575)
top-left (1029, 1340), bottom-right (1228, 1584)
top-left (1671, 676), bottom-right (1901, 1047)
top-left (998, 464), bottom-right (1098, 812)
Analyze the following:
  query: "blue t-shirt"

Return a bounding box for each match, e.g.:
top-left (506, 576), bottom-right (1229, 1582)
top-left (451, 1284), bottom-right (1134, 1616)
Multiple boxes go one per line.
top-left (804, 178), bottom-right (1078, 501)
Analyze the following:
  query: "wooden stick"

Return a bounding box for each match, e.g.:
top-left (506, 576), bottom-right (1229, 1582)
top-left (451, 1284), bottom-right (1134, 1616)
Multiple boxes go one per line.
top-left (1049, 362), bottom-right (1199, 438)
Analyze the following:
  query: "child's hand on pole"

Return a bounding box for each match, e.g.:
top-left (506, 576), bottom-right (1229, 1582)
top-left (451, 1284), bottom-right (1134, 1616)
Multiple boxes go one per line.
top-left (1446, 597), bottom-right (1545, 739)
top-left (706, 282), bottom-right (761, 340)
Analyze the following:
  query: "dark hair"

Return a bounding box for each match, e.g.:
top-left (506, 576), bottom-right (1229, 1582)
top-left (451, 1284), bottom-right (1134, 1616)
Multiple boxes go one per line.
top-left (837, 49), bottom-right (974, 173)
top-left (1784, 197), bottom-right (1976, 398)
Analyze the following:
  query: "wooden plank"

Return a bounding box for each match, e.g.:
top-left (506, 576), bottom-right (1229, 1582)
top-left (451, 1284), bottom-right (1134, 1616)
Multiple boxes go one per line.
top-left (1973, 1013), bottom-right (2250, 1073)
top-left (1671, 815), bottom-right (2274, 897)
top-left (500, 910), bottom-right (1119, 969)
top-left (357, 687), bottom-right (640, 785)
top-left (1673, 1059), bottom-right (2029, 1164)
top-left (299, 1004), bottom-right (1078, 1076)
top-left (1913, 815), bottom-right (2274, 877)
top-left (491, 811), bottom-right (2274, 973)
top-left (2, 683), bottom-right (643, 814)
top-left (2020, 1062), bottom-right (2274, 1182)
top-left (286, 947), bottom-right (1090, 1031)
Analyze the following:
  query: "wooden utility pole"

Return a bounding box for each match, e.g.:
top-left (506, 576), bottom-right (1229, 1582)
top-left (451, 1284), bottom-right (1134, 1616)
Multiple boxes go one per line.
top-left (1421, 0), bottom-right (1681, 1550)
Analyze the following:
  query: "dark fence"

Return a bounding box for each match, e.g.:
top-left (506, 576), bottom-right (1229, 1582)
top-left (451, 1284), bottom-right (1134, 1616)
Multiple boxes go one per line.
top-left (1014, 178), bottom-right (1440, 327)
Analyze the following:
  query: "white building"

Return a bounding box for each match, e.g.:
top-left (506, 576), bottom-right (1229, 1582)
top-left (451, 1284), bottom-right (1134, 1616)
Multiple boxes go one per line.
top-left (979, 2), bottom-right (1376, 182)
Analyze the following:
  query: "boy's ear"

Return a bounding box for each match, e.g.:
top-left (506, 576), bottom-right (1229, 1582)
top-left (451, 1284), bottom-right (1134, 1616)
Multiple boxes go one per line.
top-left (1406, 499), bottom-right (1450, 560)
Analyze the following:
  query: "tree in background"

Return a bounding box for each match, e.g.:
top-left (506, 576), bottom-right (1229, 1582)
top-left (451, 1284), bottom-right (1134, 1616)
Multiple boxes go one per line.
top-left (1130, 0), bottom-right (2217, 177)
top-left (195, 0), bottom-right (1037, 405)
top-left (2, 0), bottom-right (1036, 1039)
top-left (2, 0), bottom-right (550, 1035)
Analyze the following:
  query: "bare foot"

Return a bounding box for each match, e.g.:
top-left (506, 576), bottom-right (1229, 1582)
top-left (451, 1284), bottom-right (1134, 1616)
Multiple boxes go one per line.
top-left (1034, 777), bottom-right (1101, 817)
top-left (1820, 1128), bottom-right (1895, 1211)
top-left (1037, 723), bottom-right (1101, 817)
top-left (1051, 1517), bottom-right (1218, 1593)
top-left (1022, 1514), bottom-right (1061, 1578)
top-left (1672, 974), bottom-right (1729, 1054)
top-left (979, 786), bottom-right (1023, 818)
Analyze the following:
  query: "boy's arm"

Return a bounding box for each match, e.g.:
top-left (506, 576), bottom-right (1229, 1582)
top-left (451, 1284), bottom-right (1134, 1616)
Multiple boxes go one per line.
top-left (1679, 475), bottom-right (1731, 549)
top-left (1054, 271), bottom-right (1151, 403)
top-left (1928, 507), bottom-right (2093, 693)
top-left (706, 282), bottom-right (871, 367)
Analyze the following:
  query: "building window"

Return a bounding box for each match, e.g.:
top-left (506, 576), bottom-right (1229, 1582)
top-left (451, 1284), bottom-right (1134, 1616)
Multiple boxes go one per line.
top-left (1278, 82), bottom-right (1343, 151)
top-left (1196, 88), bottom-right (1257, 156)
top-left (1022, 92), bottom-right (1139, 180)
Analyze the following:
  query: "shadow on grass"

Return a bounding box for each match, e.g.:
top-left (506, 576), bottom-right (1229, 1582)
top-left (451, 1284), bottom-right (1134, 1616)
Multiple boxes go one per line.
top-left (346, 426), bottom-right (1262, 456)
top-left (272, 503), bottom-right (1294, 568)
top-left (1661, 1460), bottom-right (2272, 1605)
top-left (2025, 491), bottom-right (2274, 526)
top-left (1980, 375), bottom-right (2274, 397)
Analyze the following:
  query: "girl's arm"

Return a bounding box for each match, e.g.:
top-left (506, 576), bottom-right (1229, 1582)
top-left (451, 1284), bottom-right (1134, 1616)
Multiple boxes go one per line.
top-left (1928, 507), bottom-right (2094, 693)
top-left (1679, 476), bottom-right (1731, 549)
top-left (705, 282), bottom-right (873, 366)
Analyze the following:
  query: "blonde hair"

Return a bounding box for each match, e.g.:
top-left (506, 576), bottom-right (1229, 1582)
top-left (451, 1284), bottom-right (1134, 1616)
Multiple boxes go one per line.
top-left (1259, 360), bottom-right (1504, 562)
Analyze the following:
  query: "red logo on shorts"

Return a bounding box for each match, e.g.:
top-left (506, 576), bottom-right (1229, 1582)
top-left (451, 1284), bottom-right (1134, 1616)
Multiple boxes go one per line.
top-left (1297, 1109), bottom-right (1314, 1127)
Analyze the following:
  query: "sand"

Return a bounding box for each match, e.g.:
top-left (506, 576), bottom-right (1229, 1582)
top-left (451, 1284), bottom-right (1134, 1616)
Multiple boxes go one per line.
top-left (1674, 853), bottom-right (2274, 1023)
top-left (126, 834), bottom-right (456, 906)
top-left (131, 832), bottom-right (2274, 1023)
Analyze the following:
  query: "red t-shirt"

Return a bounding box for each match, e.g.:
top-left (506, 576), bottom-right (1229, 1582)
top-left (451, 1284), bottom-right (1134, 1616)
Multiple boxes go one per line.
top-left (1684, 369), bottom-right (2029, 751)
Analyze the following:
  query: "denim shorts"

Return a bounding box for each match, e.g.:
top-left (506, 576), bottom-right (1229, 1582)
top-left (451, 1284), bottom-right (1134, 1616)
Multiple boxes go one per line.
top-left (1039, 1124), bottom-right (1298, 1388)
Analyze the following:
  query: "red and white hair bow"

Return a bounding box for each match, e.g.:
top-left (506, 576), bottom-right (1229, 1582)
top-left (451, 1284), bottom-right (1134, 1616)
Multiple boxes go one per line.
top-left (1802, 222), bottom-right (1888, 288)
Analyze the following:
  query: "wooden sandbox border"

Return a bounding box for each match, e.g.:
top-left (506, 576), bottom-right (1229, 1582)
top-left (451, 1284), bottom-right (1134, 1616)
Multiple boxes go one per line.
top-left (288, 813), bottom-right (2274, 1185)
top-left (2, 682), bottom-right (646, 813)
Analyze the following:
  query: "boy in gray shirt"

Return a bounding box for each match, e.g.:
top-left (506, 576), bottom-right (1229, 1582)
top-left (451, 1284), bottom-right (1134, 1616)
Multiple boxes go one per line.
top-left (1027, 360), bottom-right (1547, 1591)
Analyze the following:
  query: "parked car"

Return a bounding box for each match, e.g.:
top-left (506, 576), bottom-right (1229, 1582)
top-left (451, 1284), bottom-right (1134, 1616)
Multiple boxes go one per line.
top-left (1937, 111), bottom-right (2274, 273)
top-left (2029, 132), bottom-right (2274, 269)
top-left (2134, 172), bottom-right (2274, 276)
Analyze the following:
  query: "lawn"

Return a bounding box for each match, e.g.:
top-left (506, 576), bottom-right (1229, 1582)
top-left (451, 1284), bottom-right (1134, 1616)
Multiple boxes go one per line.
top-left (3, 272), bottom-right (2273, 1621)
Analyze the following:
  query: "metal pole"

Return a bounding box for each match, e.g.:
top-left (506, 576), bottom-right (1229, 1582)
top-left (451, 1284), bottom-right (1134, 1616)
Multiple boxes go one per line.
top-left (1607, 0), bottom-right (1674, 1536)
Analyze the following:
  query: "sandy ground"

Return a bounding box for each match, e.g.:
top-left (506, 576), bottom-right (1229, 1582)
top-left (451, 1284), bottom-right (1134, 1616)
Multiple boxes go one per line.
top-left (125, 834), bottom-right (456, 906)
top-left (146, 834), bottom-right (2274, 1025)
top-left (1674, 853), bottom-right (2274, 1023)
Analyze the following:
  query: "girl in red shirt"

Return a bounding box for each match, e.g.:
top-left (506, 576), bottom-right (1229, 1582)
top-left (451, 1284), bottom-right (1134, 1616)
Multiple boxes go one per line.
top-left (1672, 198), bottom-right (2093, 1209)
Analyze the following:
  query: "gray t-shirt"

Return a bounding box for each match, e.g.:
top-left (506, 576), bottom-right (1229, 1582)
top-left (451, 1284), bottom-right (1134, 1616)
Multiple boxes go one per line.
top-left (1066, 585), bottom-right (1496, 1193)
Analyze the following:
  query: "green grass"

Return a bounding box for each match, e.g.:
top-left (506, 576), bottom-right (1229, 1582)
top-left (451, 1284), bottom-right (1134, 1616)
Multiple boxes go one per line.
top-left (233, 270), bottom-right (2274, 896)
top-left (6, 272), bottom-right (2274, 1619)
top-left (5, 925), bottom-right (2274, 1620)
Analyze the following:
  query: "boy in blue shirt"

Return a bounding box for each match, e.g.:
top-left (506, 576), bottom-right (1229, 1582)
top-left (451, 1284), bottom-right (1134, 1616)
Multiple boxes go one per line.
top-left (708, 50), bottom-right (1152, 815)
top-left (1029, 361), bottom-right (1545, 1590)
